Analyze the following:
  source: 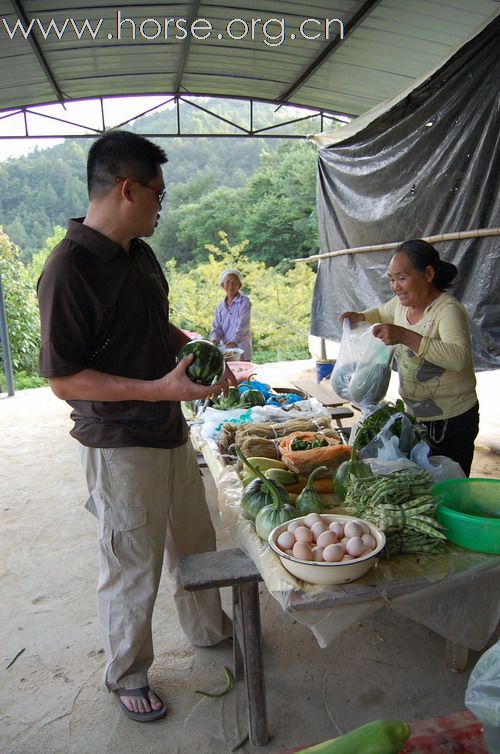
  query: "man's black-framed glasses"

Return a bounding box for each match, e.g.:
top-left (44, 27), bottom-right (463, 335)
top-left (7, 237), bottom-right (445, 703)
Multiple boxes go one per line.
top-left (115, 176), bottom-right (166, 208)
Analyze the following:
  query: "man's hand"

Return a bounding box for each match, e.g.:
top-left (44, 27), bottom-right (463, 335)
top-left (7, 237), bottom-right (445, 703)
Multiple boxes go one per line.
top-left (152, 355), bottom-right (237, 402)
top-left (48, 355), bottom-right (239, 404)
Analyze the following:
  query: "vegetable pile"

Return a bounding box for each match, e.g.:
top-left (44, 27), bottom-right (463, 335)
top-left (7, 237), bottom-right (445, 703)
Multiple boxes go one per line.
top-left (236, 447), bottom-right (296, 540)
top-left (236, 448), bottom-right (342, 540)
top-left (212, 385), bottom-right (267, 409)
top-left (344, 469), bottom-right (447, 556)
top-left (351, 399), bottom-right (427, 456)
top-left (291, 437), bottom-right (329, 451)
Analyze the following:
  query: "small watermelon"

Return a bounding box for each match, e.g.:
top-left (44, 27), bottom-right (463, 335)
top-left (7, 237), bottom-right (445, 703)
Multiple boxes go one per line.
top-left (177, 339), bottom-right (224, 386)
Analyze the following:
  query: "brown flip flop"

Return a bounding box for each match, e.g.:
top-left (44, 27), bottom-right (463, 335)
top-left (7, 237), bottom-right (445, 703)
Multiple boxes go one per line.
top-left (115, 686), bottom-right (167, 722)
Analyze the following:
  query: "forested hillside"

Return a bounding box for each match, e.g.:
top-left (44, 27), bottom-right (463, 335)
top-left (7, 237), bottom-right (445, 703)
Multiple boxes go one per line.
top-left (0, 99), bottom-right (320, 266)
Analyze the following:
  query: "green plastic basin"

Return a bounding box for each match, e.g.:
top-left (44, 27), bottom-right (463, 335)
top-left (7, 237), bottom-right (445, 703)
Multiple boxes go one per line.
top-left (433, 478), bottom-right (500, 554)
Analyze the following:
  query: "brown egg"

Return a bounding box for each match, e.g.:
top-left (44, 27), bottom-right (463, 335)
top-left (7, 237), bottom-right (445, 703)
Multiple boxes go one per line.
top-left (311, 545), bottom-right (324, 562)
top-left (329, 522), bottom-right (344, 539)
top-left (346, 536), bottom-right (365, 558)
top-left (277, 530), bottom-right (296, 551)
top-left (303, 512), bottom-right (322, 528)
top-left (311, 522), bottom-right (328, 541)
top-left (322, 543), bottom-right (345, 562)
top-left (316, 530), bottom-right (338, 548)
top-left (287, 519), bottom-right (303, 533)
top-left (294, 526), bottom-right (314, 544)
top-left (344, 521), bottom-right (363, 538)
top-left (292, 541), bottom-right (313, 561)
top-left (361, 533), bottom-right (376, 550)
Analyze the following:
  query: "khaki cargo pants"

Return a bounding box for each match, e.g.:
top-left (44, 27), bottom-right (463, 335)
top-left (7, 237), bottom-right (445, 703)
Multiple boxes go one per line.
top-left (80, 441), bottom-right (229, 691)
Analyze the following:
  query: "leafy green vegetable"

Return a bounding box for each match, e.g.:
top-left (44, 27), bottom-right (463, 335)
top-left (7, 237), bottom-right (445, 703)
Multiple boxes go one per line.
top-left (290, 437), bottom-right (329, 451)
top-left (212, 386), bottom-right (241, 409)
top-left (352, 400), bottom-right (427, 453)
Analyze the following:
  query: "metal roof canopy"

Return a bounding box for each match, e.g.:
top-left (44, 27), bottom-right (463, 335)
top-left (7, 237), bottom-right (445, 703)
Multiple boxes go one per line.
top-left (0, 0), bottom-right (499, 138)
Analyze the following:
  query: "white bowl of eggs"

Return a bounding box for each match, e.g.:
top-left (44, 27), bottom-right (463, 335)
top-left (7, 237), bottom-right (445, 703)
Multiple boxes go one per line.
top-left (268, 513), bottom-right (386, 586)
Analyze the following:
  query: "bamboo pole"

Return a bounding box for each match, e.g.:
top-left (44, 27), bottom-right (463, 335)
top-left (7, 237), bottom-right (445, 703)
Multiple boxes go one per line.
top-left (294, 227), bottom-right (500, 263)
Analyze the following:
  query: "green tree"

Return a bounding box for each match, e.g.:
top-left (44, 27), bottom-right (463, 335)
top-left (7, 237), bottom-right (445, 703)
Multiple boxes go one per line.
top-left (242, 141), bottom-right (318, 264)
top-left (0, 229), bottom-right (41, 376)
top-left (165, 232), bottom-right (315, 362)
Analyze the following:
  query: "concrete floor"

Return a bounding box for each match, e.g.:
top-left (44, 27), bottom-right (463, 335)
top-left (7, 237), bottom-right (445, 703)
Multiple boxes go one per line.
top-left (1, 365), bottom-right (499, 754)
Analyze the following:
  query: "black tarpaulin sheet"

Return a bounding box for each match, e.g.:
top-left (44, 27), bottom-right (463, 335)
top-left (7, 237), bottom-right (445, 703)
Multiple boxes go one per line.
top-left (311, 16), bottom-right (500, 370)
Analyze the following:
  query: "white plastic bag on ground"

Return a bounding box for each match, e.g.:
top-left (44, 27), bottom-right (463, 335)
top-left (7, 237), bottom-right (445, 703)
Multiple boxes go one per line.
top-left (465, 640), bottom-right (500, 753)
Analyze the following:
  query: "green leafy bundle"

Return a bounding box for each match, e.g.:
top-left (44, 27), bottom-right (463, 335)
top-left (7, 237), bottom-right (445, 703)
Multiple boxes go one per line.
top-left (352, 400), bottom-right (428, 455)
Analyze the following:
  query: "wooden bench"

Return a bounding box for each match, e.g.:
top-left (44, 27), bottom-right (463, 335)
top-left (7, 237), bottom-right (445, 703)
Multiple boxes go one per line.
top-left (179, 547), bottom-right (269, 746)
top-left (291, 376), bottom-right (355, 431)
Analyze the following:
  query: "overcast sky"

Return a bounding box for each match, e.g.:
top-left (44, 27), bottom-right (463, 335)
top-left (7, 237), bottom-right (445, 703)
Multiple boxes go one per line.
top-left (0, 96), bottom-right (176, 162)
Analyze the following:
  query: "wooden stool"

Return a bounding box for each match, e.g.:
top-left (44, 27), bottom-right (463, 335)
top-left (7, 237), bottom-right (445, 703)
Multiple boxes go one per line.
top-left (179, 547), bottom-right (269, 746)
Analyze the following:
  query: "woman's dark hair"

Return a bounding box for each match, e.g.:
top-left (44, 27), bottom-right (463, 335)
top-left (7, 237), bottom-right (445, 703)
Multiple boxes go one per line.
top-left (87, 130), bottom-right (168, 198)
top-left (395, 239), bottom-right (458, 291)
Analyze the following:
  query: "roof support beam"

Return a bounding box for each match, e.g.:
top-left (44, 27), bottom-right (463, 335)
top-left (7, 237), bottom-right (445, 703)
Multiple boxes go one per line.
top-left (174, 0), bottom-right (202, 92)
top-left (277, 0), bottom-right (384, 105)
top-left (9, 0), bottom-right (66, 105)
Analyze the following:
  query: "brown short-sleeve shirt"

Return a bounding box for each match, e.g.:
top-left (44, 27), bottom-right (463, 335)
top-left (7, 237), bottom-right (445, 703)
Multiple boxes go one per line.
top-left (37, 219), bottom-right (188, 448)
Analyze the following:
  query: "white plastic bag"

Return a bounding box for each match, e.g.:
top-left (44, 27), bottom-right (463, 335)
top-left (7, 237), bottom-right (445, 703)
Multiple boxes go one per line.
top-left (357, 411), bottom-right (430, 461)
top-left (465, 640), bottom-right (500, 753)
top-left (331, 319), bottom-right (394, 409)
top-left (331, 319), bottom-right (369, 399)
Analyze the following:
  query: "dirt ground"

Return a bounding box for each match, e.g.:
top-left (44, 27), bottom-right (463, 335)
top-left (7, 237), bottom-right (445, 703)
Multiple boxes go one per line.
top-left (1, 363), bottom-right (499, 754)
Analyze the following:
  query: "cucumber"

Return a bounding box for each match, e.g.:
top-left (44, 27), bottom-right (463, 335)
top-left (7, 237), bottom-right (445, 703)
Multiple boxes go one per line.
top-left (264, 468), bottom-right (299, 486)
top-left (246, 457), bottom-right (286, 472)
top-left (240, 458), bottom-right (286, 487)
top-left (295, 719), bottom-right (411, 754)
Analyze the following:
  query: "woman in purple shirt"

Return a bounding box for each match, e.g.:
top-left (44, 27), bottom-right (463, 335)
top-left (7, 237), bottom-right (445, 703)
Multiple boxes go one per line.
top-left (210, 269), bottom-right (252, 360)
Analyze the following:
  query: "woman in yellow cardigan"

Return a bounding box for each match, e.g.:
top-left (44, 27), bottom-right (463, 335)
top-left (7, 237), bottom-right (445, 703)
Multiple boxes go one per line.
top-left (340, 239), bottom-right (479, 475)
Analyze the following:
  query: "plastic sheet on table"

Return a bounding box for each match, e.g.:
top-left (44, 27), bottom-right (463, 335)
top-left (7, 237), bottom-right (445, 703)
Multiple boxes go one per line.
top-left (197, 398), bottom-right (331, 440)
top-left (191, 426), bottom-right (500, 651)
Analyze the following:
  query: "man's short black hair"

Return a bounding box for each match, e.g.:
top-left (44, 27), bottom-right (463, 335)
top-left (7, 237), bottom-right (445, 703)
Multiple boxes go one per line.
top-left (87, 130), bottom-right (168, 199)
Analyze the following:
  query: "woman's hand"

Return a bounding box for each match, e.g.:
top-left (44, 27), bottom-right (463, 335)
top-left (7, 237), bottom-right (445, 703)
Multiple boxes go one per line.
top-left (372, 323), bottom-right (422, 352)
top-left (339, 311), bottom-right (365, 326)
top-left (371, 323), bottom-right (404, 345)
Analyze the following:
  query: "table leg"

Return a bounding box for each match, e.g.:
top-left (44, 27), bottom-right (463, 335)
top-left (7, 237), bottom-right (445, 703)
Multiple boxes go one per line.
top-left (233, 581), bottom-right (269, 746)
top-left (445, 639), bottom-right (469, 672)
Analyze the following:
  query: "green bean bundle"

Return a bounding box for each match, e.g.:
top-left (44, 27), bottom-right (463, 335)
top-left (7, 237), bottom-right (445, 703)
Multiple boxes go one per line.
top-left (344, 469), bottom-right (446, 557)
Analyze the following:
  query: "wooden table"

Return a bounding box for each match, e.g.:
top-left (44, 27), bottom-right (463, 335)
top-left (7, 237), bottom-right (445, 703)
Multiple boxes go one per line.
top-left (191, 428), bottom-right (500, 655)
top-left (290, 372), bottom-right (355, 430)
top-left (190, 428), bottom-right (500, 746)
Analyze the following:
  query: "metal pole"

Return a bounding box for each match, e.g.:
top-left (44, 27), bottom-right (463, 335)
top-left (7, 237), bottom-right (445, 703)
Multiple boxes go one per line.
top-left (0, 271), bottom-right (15, 396)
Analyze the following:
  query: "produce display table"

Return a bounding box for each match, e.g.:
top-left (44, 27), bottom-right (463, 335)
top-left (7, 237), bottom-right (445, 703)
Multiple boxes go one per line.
top-left (191, 428), bottom-right (500, 655)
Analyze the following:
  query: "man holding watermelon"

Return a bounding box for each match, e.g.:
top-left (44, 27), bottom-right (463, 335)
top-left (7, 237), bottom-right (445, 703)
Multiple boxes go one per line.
top-left (37, 130), bottom-right (235, 722)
